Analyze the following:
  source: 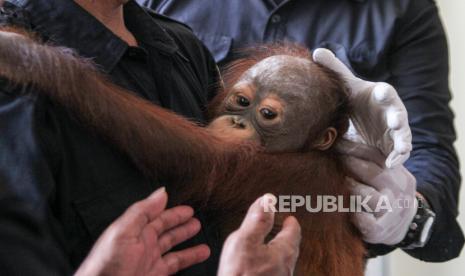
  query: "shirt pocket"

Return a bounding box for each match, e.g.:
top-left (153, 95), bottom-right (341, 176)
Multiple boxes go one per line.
top-left (194, 33), bottom-right (233, 63)
top-left (348, 42), bottom-right (387, 79)
top-left (73, 184), bottom-right (152, 240)
top-left (317, 41), bottom-right (386, 80)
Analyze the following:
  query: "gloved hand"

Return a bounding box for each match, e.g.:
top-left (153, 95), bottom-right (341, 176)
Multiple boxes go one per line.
top-left (344, 145), bottom-right (417, 245)
top-left (313, 48), bottom-right (412, 168)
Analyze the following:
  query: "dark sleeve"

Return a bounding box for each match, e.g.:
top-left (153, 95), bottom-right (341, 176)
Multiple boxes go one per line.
top-left (0, 83), bottom-right (72, 275)
top-left (1, 5), bottom-right (71, 272)
top-left (0, 1), bottom-right (32, 29)
top-left (369, 0), bottom-right (464, 261)
top-left (0, 197), bottom-right (71, 275)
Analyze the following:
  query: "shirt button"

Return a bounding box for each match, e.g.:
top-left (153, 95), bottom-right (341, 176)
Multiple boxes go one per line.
top-left (271, 14), bottom-right (281, 23)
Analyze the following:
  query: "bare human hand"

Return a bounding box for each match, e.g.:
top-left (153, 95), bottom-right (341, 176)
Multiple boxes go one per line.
top-left (75, 187), bottom-right (210, 276)
top-left (218, 194), bottom-right (301, 276)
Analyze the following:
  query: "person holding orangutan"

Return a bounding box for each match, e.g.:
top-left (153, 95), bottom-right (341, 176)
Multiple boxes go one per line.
top-left (0, 0), bottom-right (304, 275)
top-left (0, 0), bottom-right (454, 275)
top-left (144, 0), bottom-right (464, 264)
top-left (0, 27), bottom-right (367, 273)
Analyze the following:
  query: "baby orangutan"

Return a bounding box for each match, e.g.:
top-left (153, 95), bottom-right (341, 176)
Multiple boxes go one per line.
top-left (0, 28), bottom-right (365, 276)
top-left (209, 48), bottom-right (347, 153)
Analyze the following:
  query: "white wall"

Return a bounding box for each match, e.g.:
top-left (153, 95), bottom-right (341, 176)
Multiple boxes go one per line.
top-left (390, 1), bottom-right (465, 275)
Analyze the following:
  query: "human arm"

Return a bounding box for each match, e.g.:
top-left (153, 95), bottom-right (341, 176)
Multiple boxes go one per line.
top-left (0, 83), bottom-right (73, 275)
top-left (0, 85), bottom-right (211, 275)
top-left (315, 0), bottom-right (463, 261)
top-left (370, 0), bottom-right (463, 261)
top-left (313, 41), bottom-right (418, 251)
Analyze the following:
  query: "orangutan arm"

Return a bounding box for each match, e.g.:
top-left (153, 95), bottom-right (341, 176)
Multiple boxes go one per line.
top-left (0, 27), bottom-right (232, 185)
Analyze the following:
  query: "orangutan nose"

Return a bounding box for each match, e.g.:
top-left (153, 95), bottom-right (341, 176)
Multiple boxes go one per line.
top-left (231, 116), bottom-right (247, 129)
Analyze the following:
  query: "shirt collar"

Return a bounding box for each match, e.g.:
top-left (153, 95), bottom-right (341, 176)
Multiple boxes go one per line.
top-left (124, 2), bottom-right (179, 54)
top-left (12, 0), bottom-right (178, 73)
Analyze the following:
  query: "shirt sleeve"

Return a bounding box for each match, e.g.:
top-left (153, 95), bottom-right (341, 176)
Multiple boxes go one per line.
top-left (0, 1), bottom-right (32, 29)
top-left (0, 83), bottom-right (72, 275)
top-left (369, 0), bottom-right (464, 261)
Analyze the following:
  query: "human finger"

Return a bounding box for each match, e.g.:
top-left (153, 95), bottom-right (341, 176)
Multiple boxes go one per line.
top-left (237, 194), bottom-right (277, 243)
top-left (158, 218), bottom-right (201, 254)
top-left (385, 125), bottom-right (412, 168)
top-left (164, 244), bottom-right (211, 275)
top-left (114, 187), bottom-right (168, 235)
top-left (269, 216), bottom-right (301, 255)
top-left (352, 211), bottom-right (380, 242)
top-left (344, 156), bottom-right (384, 184)
top-left (349, 178), bottom-right (385, 213)
top-left (337, 139), bottom-right (386, 167)
top-left (313, 48), bottom-right (356, 79)
top-left (148, 205), bottom-right (195, 236)
top-left (372, 83), bottom-right (397, 105)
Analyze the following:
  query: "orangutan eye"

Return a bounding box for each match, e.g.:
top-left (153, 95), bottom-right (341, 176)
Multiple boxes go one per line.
top-left (236, 96), bottom-right (250, 107)
top-left (260, 108), bottom-right (277, 120)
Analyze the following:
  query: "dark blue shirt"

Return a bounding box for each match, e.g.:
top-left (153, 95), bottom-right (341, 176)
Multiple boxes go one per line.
top-left (141, 0), bottom-right (464, 261)
top-left (0, 0), bottom-right (220, 275)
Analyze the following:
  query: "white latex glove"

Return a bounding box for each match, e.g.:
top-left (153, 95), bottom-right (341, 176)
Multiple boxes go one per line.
top-left (344, 145), bottom-right (417, 245)
top-left (313, 48), bottom-right (412, 168)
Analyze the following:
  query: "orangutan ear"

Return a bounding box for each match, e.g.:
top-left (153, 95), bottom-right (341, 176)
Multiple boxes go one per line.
top-left (314, 127), bottom-right (338, 150)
